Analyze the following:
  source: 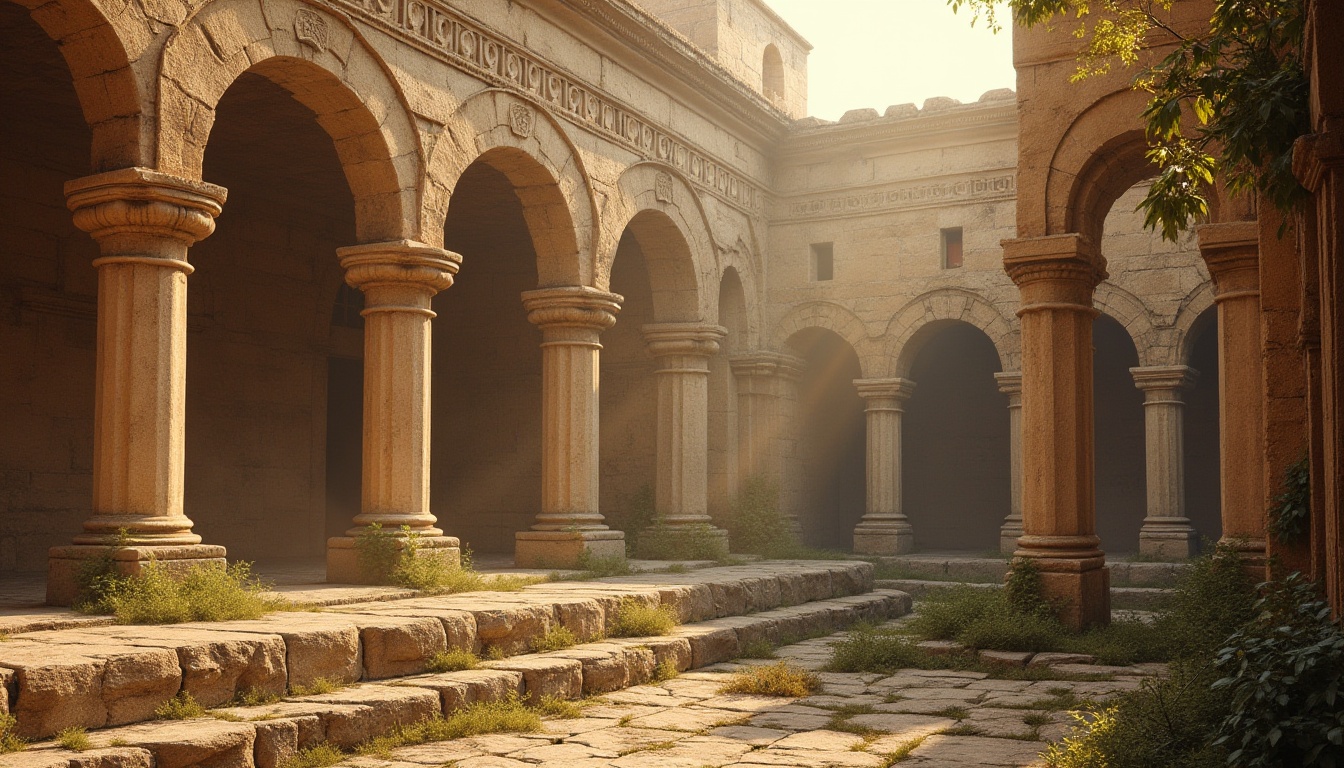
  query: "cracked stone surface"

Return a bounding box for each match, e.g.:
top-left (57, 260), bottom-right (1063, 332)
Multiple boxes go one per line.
top-left (324, 622), bottom-right (1148, 768)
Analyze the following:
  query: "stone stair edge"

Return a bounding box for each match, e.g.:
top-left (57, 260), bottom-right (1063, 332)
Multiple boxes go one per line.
top-left (0, 589), bottom-right (914, 768)
top-left (0, 562), bottom-right (882, 741)
top-left (877, 578), bottom-right (1171, 610)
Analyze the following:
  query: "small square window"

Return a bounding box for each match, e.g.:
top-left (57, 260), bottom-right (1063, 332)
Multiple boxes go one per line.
top-left (941, 228), bottom-right (964, 269)
top-left (811, 242), bottom-right (834, 281)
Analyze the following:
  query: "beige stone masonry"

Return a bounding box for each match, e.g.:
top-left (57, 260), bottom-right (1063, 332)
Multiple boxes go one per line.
top-left (47, 168), bottom-right (229, 606)
top-left (643, 323), bottom-right (730, 541)
top-left (1198, 221), bottom-right (1269, 563)
top-left (1130, 365), bottom-right (1200, 559)
top-left (1003, 233), bottom-right (1110, 630)
top-left (327, 241), bottom-right (463, 584)
top-left (995, 372), bottom-right (1025, 554)
top-left (516, 287), bottom-right (627, 568)
top-left (728, 351), bottom-right (805, 529)
top-left (851, 378), bottom-right (917, 555)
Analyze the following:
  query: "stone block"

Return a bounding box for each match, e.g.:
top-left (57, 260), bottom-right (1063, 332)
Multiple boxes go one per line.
top-left (916, 640), bottom-right (965, 656)
top-left (675, 625), bottom-right (739, 668)
top-left (203, 616), bottom-right (363, 691)
top-left (542, 649), bottom-right (626, 695)
top-left (354, 616), bottom-right (447, 680)
top-left (251, 718), bottom-right (298, 768)
top-left (396, 669), bottom-right (523, 713)
top-left (1027, 652), bottom-right (1096, 668)
top-left (0, 643), bottom-right (111, 737)
top-left (460, 604), bottom-right (550, 657)
top-left (978, 650), bottom-right (1033, 668)
top-left (295, 684), bottom-right (439, 742)
top-left (609, 637), bottom-right (691, 673)
top-left (483, 657), bottom-right (582, 703)
top-left (0, 747), bottom-right (154, 768)
top-left (549, 599), bottom-right (604, 643)
top-left (655, 585), bottom-right (714, 623)
top-left (97, 719), bottom-right (256, 768)
top-left (708, 581), bottom-right (747, 617)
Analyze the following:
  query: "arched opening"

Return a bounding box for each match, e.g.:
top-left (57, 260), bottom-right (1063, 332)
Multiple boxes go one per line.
top-left (788, 328), bottom-right (864, 551)
top-left (708, 269), bottom-right (747, 523)
top-left (187, 67), bottom-right (360, 563)
top-left (1093, 314), bottom-right (1145, 553)
top-left (762, 44), bottom-right (785, 105)
top-left (430, 152), bottom-right (545, 554)
top-left (1184, 307), bottom-right (1222, 544)
top-left (902, 322), bottom-right (1009, 552)
top-left (0, 0), bottom-right (98, 572)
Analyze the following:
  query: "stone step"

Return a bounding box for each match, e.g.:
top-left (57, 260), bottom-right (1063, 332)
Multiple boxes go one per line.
top-left (873, 555), bottom-right (1191, 588)
top-left (0, 589), bottom-right (913, 768)
top-left (0, 561), bottom-right (880, 741)
top-left (877, 579), bottom-right (1171, 611)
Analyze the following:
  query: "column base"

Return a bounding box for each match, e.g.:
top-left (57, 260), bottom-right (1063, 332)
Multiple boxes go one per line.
top-left (853, 527), bottom-right (913, 555)
top-left (1138, 524), bottom-right (1198, 560)
top-left (47, 543), bottom-right (228, 607)
top-left (636, 524), bottom-right (729, 561)
top-left (1033, 561), bottom-right (1111, 631)
top-left (999, 526), bottom-right (1024, 555)
top-left (326, 534), bottom-right (460, 585)
top-left (515, 530), bottom-right (626, 569)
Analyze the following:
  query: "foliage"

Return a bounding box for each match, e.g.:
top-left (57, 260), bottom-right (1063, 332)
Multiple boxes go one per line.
top-left (357, 695), bottom-right (541, 756)
top-left (947, 0), bottom-right (1310, 241)
top-left (721, 476), bottom-right (803, 558)
top-left (608, 485), bottom-right (657, 557)
top-left (426, 649), bottom-right (479, 673)
top-left (609, 598), bottom-right (678, 637)
top-left (290, 677), bottom-right (345, 696)
top-left (533, 696), bottom-right (584, 719)
top-left (719, 661), bottom-right (821, 697)
top-left (355, 525), bottom-right (538, 594)
top-left (234, 688), bottom-right (281, 707)
top-left (651, 658), bottom-right (680, 683)
top-left (279, 743), bottom-right (346, 768)
top-left (1212, 574), bottom-right (1344, 767)
top-left (56, 728), bottom-right (91, 752)
top-left (828, 625), bottom-right (927, 674)
top-left (1151, 543), bottom-right (1258, 659)
top-left (1004, 557), bottom-right (1052, 616)
top-left (1269, 454), bottom-right (1312, 544)
top-left (0, 714), bottom-right (23, 754)
top-left (737, 639), bottom-right (779, 660)
top-left (76, 558), bottom-right (282, 624)
top-left (531, 626), bottom-right (578, 653)
top-left (635, 523), bottom-right (729, 562)
top-left (155, 693), bottom-right (207, 720)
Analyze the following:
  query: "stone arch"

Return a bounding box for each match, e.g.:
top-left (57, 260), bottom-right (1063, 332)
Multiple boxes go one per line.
top-left (156, 0), bottom-right (421, 242)
top-left (1094, 281), bottom-right (1163, 365)
top-left (426, 89), bottom-right (596, 286)
top-left (604, 163), bottom-right (716, 322)
top-left (1174, 282), bottom-right (1217, 365)
top-left (6, 0), bottom-right (144, 169)
top-left (772, 301), bottom-right (878, 377)
top-left (1045, 88), bottom-right (1155, 244)
top-left (762, 43), bottom-right (784, 103)
top-left (886, 289), bottom-right (1016, 377)
top-left (715, 234), bottom-right (764, 349)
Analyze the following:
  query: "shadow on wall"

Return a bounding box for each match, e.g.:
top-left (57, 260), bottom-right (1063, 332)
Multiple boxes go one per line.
top-left (1093, 314), bottom-right (1146, 554)
top-left (1184, 309), bottom-right (1222, 546)
top-left (903, 322), bottom-right (1009, 553)
top-left (789, 328), bottom-right (865, 552)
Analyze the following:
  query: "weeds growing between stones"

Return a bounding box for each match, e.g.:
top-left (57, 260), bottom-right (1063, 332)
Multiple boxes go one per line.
top-left (355, 526), bottom-right (542, 594)
top-left (531, 625), bottom-right (578, 653)
top-left (426, 649), bottom-right (479, 673)
top-left (610, 598), bottom-right (679, 637)
top-left (154, 692), bottom-right (206, 720)
top-left (55, 728), bottom-right (91, 752)
top-left (76, 558), bottom-right (285, 624)
top-left (0, 714), bottom-right (23, 753)
top-left (718, 661), bottom-right (821, 697)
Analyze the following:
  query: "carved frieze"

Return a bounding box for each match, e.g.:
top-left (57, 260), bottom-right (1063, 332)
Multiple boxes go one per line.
top-left (294, 8), bottom-right (329, 52)
top-left (509, 103), bottom-right (534, 138)
top-left (654, 172), bottom-right (674, 203)
top-left (781, 173), bottom-right (1017, 221)
top-left (329, 0), bottom-right (762, 213)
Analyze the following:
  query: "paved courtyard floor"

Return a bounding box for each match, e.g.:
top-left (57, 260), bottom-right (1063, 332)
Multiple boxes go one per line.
top-left (333, 624), bottom-right (1137, 768)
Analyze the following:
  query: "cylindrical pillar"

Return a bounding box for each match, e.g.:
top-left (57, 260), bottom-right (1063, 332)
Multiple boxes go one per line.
top-left (1197, 222), bottom-right (1268, 564)
top-left (48, 168), bottom-right (229, 605)
top-left (1003, 233), bottom-right (1110, 630)
top-left (514, 286), bottom-right (626, 568)
top-left (729, 351), bottom-right (805, 531)
top-left (995, 371), bottom-right (1024, 554)
top-left (326, 240), bottom-right (462, 583)
top-left (1130, 365), bottom-right (1199, 559)
top-left (852, 378), bottom-right (916, 554)
top-left (643, 323), bottom-right (728, 535)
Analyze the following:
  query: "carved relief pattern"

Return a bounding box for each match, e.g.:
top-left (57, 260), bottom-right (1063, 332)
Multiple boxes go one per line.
top-left (655, 172), bottom-right (674, 203)
top-left (331, 0), bottom-right (762, 212)
top-left (784, 174), bottom-right (1016, 220)
top-left (294, 8), bottom-right (329, 51)
top-left (509, 103), bottom-right (534, 138)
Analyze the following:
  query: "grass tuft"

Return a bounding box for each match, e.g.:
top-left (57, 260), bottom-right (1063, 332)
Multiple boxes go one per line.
top-left (534, 696), bottom-right (584, 719)
top-left (718, 661), bottom-right (821, 697)
top-left (532, 626), bottom-right (578, 653)
top-left (426, 649), bottom-right (479, 673)
top-left (279, 742), bottom-right (345, 768)
top-left (356, 695), bottom-right (541, 757)
top-left (0, 714), bottom-right (23, 754)
top-left (879, 735), bottom-right (926, 765)
top-left (651, 659), bottom-right (680, 682)
top-left (155, 692), bottom-right (206, 720)
top-left (234, 688), bottom-right (281, 707)
top-left (76, 559), bottom-right (285, 624)
top-left (56, 727), bottom-right (91, 752)
top-left (355, 527), bottom-right (541, 594)
top-left (737, 639), bottom-right (778, 660)
top-left (610, 598), bottom-right (678, 637)
top-left (290, 678), bottom-right (345, 696)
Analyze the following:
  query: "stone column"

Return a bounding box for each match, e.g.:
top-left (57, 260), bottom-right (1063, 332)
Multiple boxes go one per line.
top-left (995, 372), bottom-right (1025, 554)
top-left (729, 351), bottom-right (805, 530)
top-left (642, 323), bottom-right (730, 549)
top-left (1130, 366), bottom-right (1200, 559)
top-left (1003, 233), bottom-right (1110, 630)
top-left (326, 241), bottom-right (462, 583)
top-left (1197, 222), bottom-right (1268, 564)
top-left (515, 287), bottom-right (626, 568)
top-left (851, 378), bottom-right (916, 554)
top-left (48, 168), bottom-right (229, 605)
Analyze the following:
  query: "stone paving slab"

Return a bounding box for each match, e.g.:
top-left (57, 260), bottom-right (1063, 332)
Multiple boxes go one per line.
top-left (0, 562), bottom-right (879, 740)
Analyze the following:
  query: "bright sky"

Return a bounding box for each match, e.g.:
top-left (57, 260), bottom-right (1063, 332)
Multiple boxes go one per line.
top-left (763, 0), bottom-right (1016, 121)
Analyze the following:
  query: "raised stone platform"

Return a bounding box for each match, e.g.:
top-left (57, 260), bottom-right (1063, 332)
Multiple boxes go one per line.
top-left (873, 553), bottom-right (1191, 588)
top-left (0, 561), bottom-right (904, 746)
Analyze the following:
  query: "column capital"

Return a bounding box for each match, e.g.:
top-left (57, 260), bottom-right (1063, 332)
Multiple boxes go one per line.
top-left (1293, 128), bottom-right (1344, 193)
top-left (853, 377), bottom-right (916, 404)
top-left (522, 286), bottom-right (622, 332)
top-left (1001, 234), bottom-right (1107, 308)
top-left (65, 167), bottom-right (228, 266)
top-left (729, 350), bottom-right (805, 380)
top-left (643, 322), bottom-right (727, 359)
top-left (1130, 365), bottom-right (1199, 396)
top-left (994, 371), bottom-right (1022, 396)
top-left (338, 240), bottom-right (461, 298)
top-left (1197, 221), bottom-right (1260, 297)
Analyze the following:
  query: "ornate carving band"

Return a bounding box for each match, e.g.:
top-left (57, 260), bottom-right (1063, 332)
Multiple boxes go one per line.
top-left (331, 0), bottom-right (762, 213)
top-left (783, 173), bottom-right (1016, 221)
